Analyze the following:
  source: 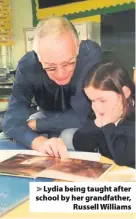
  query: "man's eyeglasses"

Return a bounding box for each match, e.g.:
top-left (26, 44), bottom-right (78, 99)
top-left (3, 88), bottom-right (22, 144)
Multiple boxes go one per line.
top-left (43, 57), bottom-right (77, 74)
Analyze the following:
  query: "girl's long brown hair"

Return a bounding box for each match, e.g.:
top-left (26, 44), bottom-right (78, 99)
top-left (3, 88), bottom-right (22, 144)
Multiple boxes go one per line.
top-left (84, 61), bottom-right (135, 120)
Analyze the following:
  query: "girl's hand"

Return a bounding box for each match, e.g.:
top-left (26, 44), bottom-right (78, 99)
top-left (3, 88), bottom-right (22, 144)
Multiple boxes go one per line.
top-left (94, 114), bottom-right (103, 127)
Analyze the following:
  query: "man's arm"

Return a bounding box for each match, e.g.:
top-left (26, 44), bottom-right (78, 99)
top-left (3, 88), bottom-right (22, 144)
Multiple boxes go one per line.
top-left (36, 40), bottom-right (101, 133)
top-left (2, 65), bottom-right (40, 147)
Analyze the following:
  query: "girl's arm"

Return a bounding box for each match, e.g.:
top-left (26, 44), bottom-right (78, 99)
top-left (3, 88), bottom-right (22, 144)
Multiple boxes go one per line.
top-left (73, 120), bottom-right (104, 152)
top-left (102, 120), bottom-right (135, 168)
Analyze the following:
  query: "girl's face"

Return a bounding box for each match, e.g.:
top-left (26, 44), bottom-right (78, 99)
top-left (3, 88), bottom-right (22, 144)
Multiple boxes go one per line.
top-left (84, 86), bottom-right (123, 118)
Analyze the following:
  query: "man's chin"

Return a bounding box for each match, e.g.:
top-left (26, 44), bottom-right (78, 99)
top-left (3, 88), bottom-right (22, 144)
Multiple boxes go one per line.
top-left (55, 78), bottom-right (71, 86)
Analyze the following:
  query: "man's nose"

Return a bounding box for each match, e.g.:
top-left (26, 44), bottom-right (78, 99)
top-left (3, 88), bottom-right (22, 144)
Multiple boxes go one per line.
top-left (56, 67), bottom-right (65, 79)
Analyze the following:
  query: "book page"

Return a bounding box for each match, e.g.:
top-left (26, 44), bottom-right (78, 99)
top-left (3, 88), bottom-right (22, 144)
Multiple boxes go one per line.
top-left (68, 151), bottom-right (101, 161)
top-left (0, 150), bottom-right (43, 162)
top-left (0, 155), bottom-right (57, 178)
top-left (0, 153), bottom-right (109, 181)
top-left (0, 150), bottom-right (101, 163)
top-left (36, 158), bottom-right (112, 182)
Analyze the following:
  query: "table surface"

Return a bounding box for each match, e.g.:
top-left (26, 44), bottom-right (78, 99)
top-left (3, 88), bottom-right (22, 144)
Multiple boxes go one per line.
top-left (0, 95), bottom-right (9, 112)
top-left (1, 151), bottom-right (136, 219)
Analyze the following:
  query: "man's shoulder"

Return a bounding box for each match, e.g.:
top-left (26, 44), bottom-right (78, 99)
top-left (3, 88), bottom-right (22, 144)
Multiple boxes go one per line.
top-left (80, 39), bottom-right (101, 54)
top-left (18, 51), bottom-right (38, 69)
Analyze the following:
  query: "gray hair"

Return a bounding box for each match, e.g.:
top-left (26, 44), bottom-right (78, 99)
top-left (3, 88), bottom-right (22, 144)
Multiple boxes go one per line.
top-left (33, 16), bottom-right (79, 53)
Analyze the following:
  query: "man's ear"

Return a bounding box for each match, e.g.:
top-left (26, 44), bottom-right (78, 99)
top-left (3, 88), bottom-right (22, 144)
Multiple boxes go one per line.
top-left (122, 86), bottom-right (131, 98)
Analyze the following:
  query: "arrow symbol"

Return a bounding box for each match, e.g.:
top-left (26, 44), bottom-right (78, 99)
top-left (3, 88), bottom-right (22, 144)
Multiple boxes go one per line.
top-left (37, 187), bottom-right (42, 192)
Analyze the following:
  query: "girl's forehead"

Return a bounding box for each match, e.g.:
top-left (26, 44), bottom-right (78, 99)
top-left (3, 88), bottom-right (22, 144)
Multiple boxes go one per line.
top-left (84, 86), bottom-right (120, 99)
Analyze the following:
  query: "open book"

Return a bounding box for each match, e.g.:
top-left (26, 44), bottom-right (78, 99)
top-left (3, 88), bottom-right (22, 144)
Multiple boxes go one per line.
top-left (0, 154), bottom-right (112, 182)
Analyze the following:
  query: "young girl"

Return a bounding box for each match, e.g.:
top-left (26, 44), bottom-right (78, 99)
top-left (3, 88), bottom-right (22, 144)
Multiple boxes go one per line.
top-left (60, 61), bottom-right (135, 168)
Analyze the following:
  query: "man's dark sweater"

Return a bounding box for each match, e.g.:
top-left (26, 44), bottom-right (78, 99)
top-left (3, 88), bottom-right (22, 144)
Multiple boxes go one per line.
top-left (2, 40), bottom-right (101, 148)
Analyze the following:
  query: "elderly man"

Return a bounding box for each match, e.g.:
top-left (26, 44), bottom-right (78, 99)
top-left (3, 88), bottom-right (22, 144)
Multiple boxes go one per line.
top-left (1, 16), bottom-right (101, 158)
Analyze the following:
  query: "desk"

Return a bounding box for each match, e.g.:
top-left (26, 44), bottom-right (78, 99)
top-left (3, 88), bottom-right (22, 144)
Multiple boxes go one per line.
top-left (0, 77), bottom-right (13, 101)
top-left (0, 96), bottom-right (9, 112)
top-left (0, 96), bottom-right (9, 131)
top-left (0, 79), bottom-right (13, 94)
top-left (2, 153), bottom-right (136, 219)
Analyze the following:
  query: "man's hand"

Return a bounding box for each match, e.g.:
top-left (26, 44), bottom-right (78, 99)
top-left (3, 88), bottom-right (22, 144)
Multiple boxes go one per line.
top-left (27, 119), bottom-right (36, 131)
top-left (31, 136), bottom-right (68, 160)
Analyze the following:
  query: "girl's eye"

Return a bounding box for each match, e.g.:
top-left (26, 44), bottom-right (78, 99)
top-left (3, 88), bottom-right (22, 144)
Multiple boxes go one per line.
top-left (101, 100), bottom-right (106, 103)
